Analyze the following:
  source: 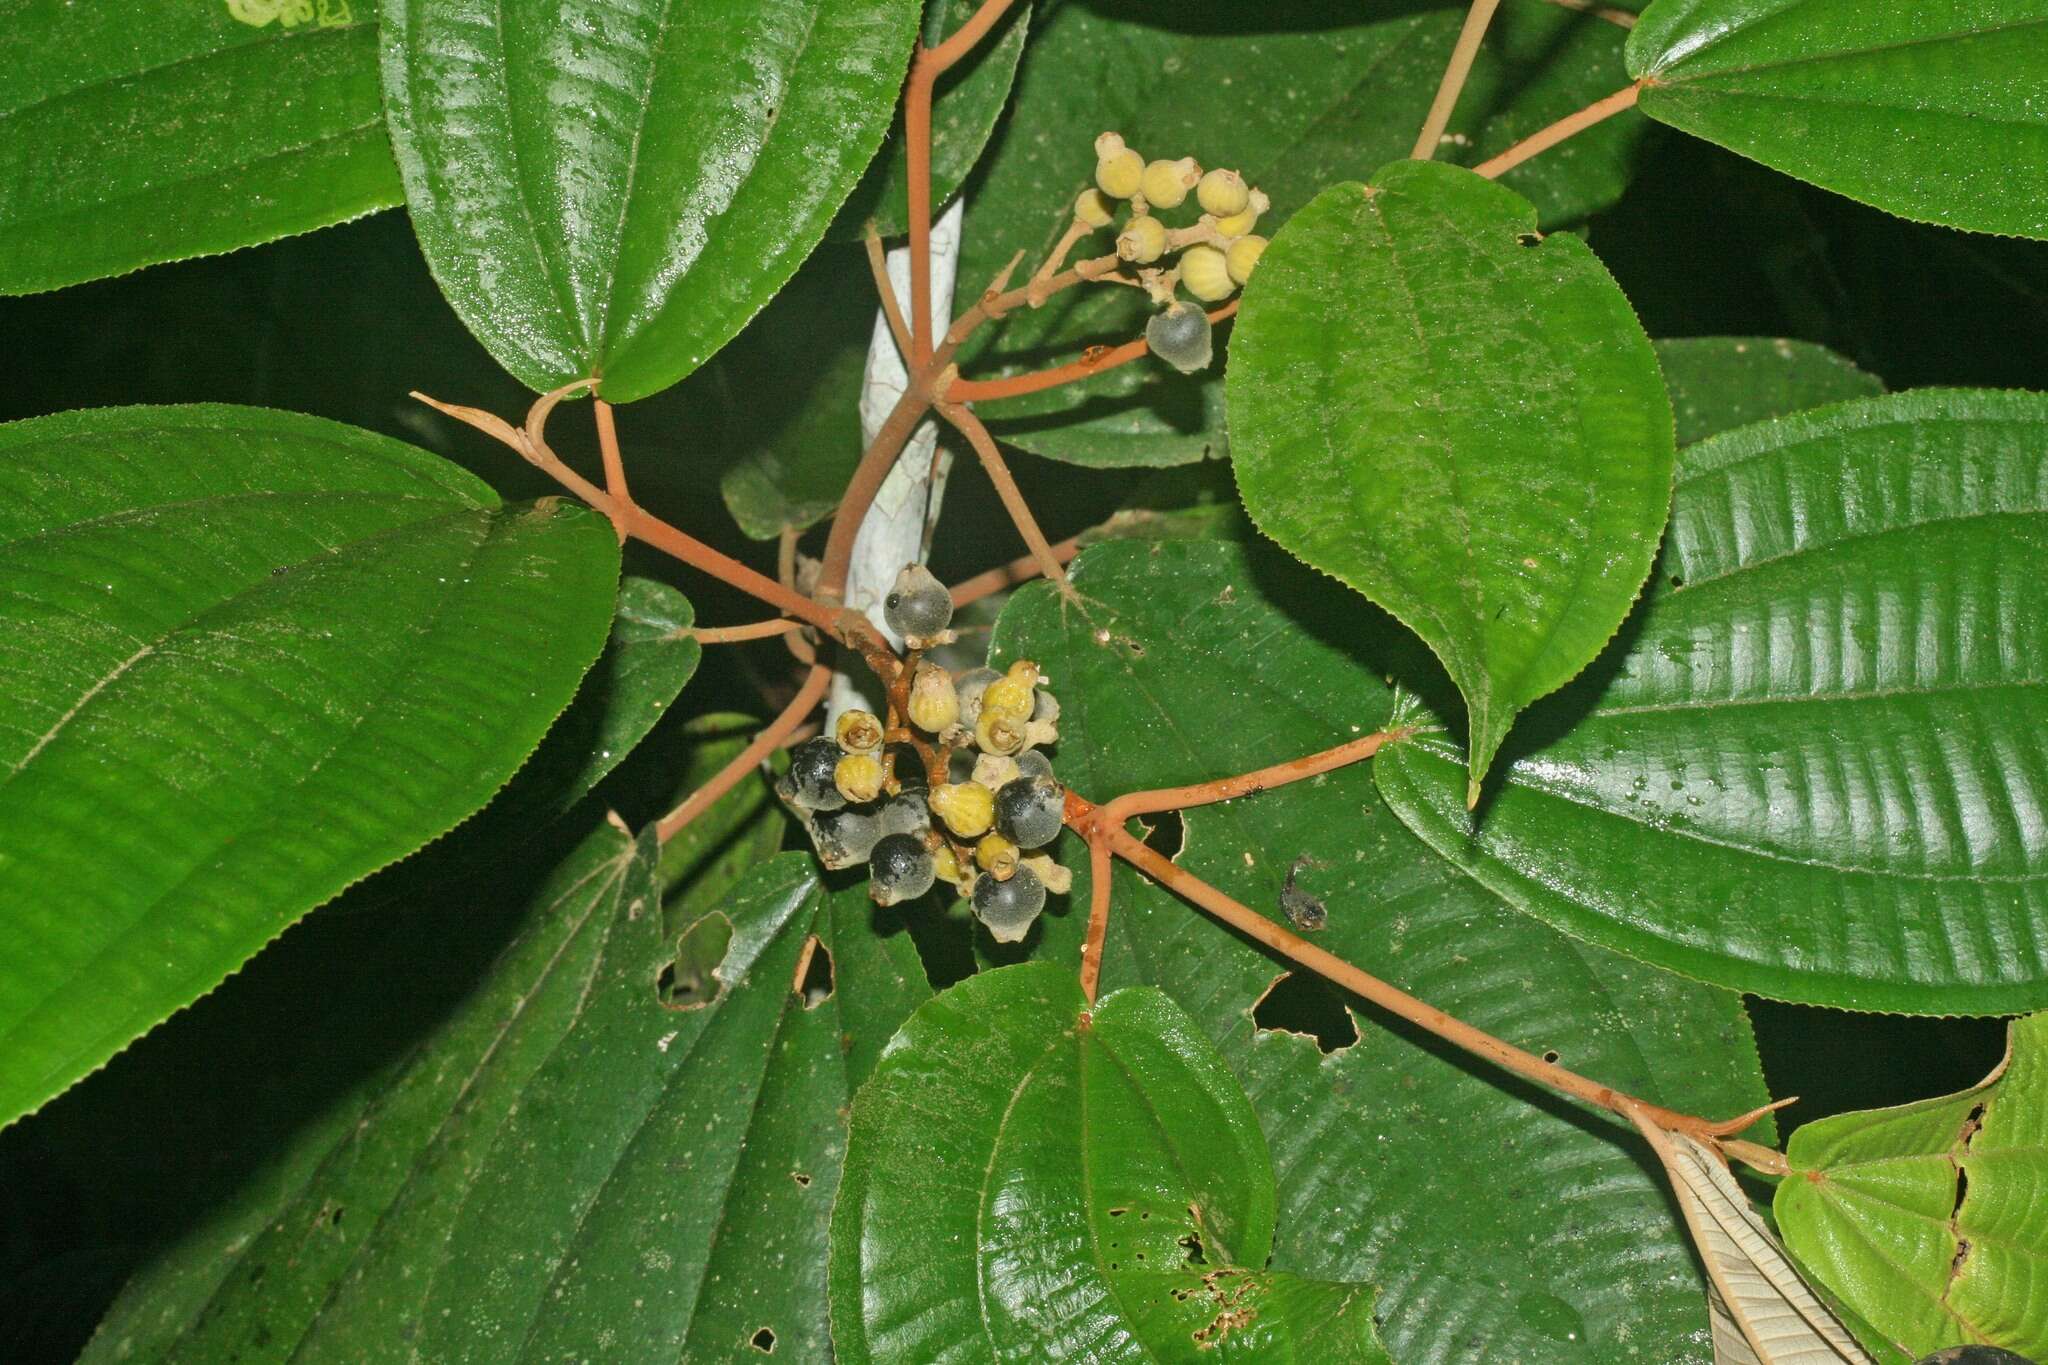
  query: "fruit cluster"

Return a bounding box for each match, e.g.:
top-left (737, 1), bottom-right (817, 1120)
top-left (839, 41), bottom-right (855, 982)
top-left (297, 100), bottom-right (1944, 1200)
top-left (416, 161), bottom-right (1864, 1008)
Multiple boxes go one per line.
top-left (777, 564), bottom-right (1072, 944)
top-left (1075, 131), bottom-right (1270, 375)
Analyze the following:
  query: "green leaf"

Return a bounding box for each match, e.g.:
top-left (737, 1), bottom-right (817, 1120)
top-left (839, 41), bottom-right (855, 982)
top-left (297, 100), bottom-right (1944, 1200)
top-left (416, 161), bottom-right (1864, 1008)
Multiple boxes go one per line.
top-left (830, 962), bottom-right (1391, 1363)
top-left (83, 832), bottom-right (928, 1362)
top-left (654, 711), bottom-right (789, 905)
top-left (1656, 335), bottom-right (1883, 445)
top-left (1777, 1012), bottom-right (2048, 1360)
top-left (833, 0), bottom-right (1030, 240)
top-left (379, 0), bottom-right (919, 403)
top-left (992, 538), bottom-right (1777, 1364)
top-left (0, 404), bottom-right (621, 1127)
top-left (0, 1), bottom-right (399, 295)
top-left (1228, 162), bottom-right (1675, 798)
top-left (953, 0), bottom-right (1647, 468)
top-left (1626, 0), bottom-right (2048, 241)
top-left (1375, 389), bottom-right (2048, 1013)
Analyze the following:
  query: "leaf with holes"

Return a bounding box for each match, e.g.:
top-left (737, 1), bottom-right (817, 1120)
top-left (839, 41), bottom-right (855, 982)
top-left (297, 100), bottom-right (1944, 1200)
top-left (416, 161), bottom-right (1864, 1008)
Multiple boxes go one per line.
top-left (0, 404), bottom-right (620, 1129)
top-left (1229, 162), bottom-right (1675, 800)
top-left (1655, 336), bottom-right (1883, 446)
top-left (991, 538), bottom-right (1776, 1364)
top-left (951, 0), bottom-right (1648, 469)
top-left (81, 839), bottom-right (927, 1363)
top-left (1626, 0), bottom-right (2048, 241)
top-left (0, 0), bottom-right (399, 295)
top-left (1775, 1012), bottom-right (2048, 1361)
top-left (379, 0), bottom-right (918, 402)
top-left (1374, 390), bottom-right (2048, 1013)
top-left (830, 962), bottom-right (1390, 1363)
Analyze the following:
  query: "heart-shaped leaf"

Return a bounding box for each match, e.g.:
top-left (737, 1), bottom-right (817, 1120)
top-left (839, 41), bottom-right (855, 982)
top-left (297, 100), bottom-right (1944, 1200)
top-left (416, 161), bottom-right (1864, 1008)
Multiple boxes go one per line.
top-left (380, 0), bottom-right (919, 402)
top-left (1776, 1012), bottom-right (2048, 1361)
top-left (1228, 161), bottom-right (1675, 799)
top-left (1626, 0), bottom-right (2048, 241)
top-left (991, 538), bottom-right (1778, 1364)
top-left (0, 1), bottom-right (399, 294)
top-left (830, 962), bottom-right (1391, 1363)
top-left (1375, 389), bottom-right (2048, 1012)
top-left (0, 404), bottom-right (620, 1127)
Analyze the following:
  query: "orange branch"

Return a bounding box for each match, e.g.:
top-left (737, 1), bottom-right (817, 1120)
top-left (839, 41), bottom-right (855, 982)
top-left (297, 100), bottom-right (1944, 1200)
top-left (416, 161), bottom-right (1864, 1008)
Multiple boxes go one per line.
top-left (947, 300), bottom-right (1240, 404)
top-left (865, 224), bottom-right (914, 361)
top-left (936, 402), bottom-right (1070, 589)
top-left (1411, 0), bottom-right (1504, 161)
top-left (948, 536), bottom-right (1081, 609)
top-left (1099, 728), bottom-right (1409, 827)
top-left (693, 619), bottom-right (806, 644)
top-left (655, 663), bottom-right (831, 843)
top-left (1474, 82), bottom-right (1642, 181)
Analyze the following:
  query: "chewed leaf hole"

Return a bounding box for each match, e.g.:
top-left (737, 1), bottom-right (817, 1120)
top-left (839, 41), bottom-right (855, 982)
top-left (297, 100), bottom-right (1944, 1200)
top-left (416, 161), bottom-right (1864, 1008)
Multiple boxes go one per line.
top-left (1251, 972), bottom-right (1358, 1054)
top-left (1178, 1231), bottom-right (1207, 1266)
top-left (659, 912), bottom-right (733, 1010)
top-left (1142, 811), bottom-right (1184, 859)
top-left (750, 1326), bottom-right (776, 1352)
top-left (793, 1171), bottom-right (812, 1188)
top-left (793, 935), bottom-right (834, 1010)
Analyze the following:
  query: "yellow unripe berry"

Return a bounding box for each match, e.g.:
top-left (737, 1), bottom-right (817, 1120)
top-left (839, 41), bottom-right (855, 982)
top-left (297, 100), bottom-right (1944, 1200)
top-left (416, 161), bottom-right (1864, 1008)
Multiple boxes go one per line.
top-left (975, 709), bottom-right (1028, 757)
top-left (1213, 188), bottom-right (1270, 239)
top-left (1197, 168), bottom-right (1250, 218)
top-left (982, 661), bottom-right (1040, 719)
top-left (834, 752), bottom-right (884, 804)
top-left (976, 832), bottom-right (1020, 881)
top-left (1181, 244), bottom-right (1235, 302)
top-left (835, 709), bottom-right (883, 753)
top-left (907, 662), bottom-right (959, 735)
top-left (1096, 147), bottom-right (1144, 199)
top-left (934, 843), bottom-right (967, 889)
top-left (1139, 157), bottom-right (1200, 208)
top-left (1117, 215), bottom-right (1167, 265)
top-left (1074, 188), bottom-right (1115, 229)
top-left (1226, 234), bottom-right (1268, 286)
top-left (930, 782), bottom-right (995, 840)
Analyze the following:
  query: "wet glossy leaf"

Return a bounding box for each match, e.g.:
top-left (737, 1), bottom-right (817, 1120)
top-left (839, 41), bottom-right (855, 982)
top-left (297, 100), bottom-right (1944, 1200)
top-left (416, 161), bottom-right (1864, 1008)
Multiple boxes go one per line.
top-left (950, 0), bottom-right (1645, 469)
top-left (1776, 1012), bottom-right (2048, 1361)
top-left (830, 962), bottom-right (1390, 1363)
top-left (1627, 1), bottom-right (2048, 241)
top-left (0, 404), bottom-right (619, 1128)
top-left (0, 1), bottom-right (399, 294)
top-left (83, 836), bottom-right (927, 1362)
top-left (1230, 162), bottom-right (1675, 797)
top-left (380, 0), bottom-right (918, 402)
top-left (993, 538), bottom-right (1776, 1364)
top-left (1656, 336), bottom-right (1883, 446)
top-left (1376, 390), bottom-right (2048, 1013)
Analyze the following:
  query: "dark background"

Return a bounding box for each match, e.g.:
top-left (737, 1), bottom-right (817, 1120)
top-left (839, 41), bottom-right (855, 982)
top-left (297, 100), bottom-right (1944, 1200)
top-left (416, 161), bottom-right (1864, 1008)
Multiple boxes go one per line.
top-left (2, 125), bottom-right (2035, 1360)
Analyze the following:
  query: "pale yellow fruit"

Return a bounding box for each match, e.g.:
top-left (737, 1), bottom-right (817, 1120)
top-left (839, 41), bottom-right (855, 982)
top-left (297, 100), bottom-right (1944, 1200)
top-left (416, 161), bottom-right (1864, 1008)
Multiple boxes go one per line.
top-left (930, 782), bottom-right (996, 839)
top-left (1139, 157), bottom-right (1200, 208)
top-left (1074, 188), bottom-right (1115, 228)
top-left (1196, 168), bottom-right (1250, 218)
top-left (1226, 234), bottom-right (1268, 286)
top-left (1118, 215), bottom-right (1168, 265)
top-left (1096, 148), bottom-right (1144, 199)
top-left (1181, 244), bottom-right (1235, 302)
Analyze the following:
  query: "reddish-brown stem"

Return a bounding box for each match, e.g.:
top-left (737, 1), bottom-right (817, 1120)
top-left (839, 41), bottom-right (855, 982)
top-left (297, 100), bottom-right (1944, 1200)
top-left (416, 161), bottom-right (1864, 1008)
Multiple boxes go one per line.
top-left (1104, 825), bottom-right (1774, 1147)
top-left (1411, 0), bottom-right (1504, 161)
top-left (655, 662), bottom-right (831, 843)
top-left (865, 225), bottom-right (914, 362)
top-left (592, 397), bottom-right (631, 518)
top-left (936, 402), bottom-right (1070, 589)
top-left (1098, 727), bottom-right (1409, 827)
top-left (1081, 830), bottom-right (1114, 1004)
top-left (1474, 82), bottom-right (1642, 180)
top-left (923, 0), bottom-right (1017, 71)
top-left (693, 619), bottom-right (805, 645)
top-left (819, 387), bottom-right (933, 603)
top-left (949, 536), bottom-right (1082, 609)
top-left (947, 300), bottom-right (1240, 404)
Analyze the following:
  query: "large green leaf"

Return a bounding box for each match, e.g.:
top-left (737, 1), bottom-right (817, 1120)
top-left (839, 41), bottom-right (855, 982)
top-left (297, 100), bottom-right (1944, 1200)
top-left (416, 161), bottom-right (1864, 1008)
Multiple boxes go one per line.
top-left (1229, 161), bottom-right (1675, 799)
top-left (1375, 389), bottom-right (2048, 1013)
top-left (831, 962), bottom-right (1390, 1363)
top-left (992, 538), bottom-right (1776, 1364)
top-left (1655, 335), bottom-right (1882, 445)
top-left (1777, 1012), bottom-right (2048, 1360)
top-left (379, 0), bottom-right (919, 402)
top-left (0, 404), bottom-right (620, 1127)
top-left (0, 1), bottom-right (400, 295)
top-left (953, 0), bottom-right (1647, 468)
top-left (1626, 0), bottom-right (2048, 241)
top-left (84, 834), bottom-right (927, 1362)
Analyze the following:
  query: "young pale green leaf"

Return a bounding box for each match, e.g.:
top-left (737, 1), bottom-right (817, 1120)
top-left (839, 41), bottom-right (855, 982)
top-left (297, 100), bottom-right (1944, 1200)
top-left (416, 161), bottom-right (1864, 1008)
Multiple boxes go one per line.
top-left (379, 0), bottom-right (918, 402)
top-left (0, 404), bottom-right (620, 1128)
top-left (1626, 1), bottom-right (2048, 242)
top-left (1229, 161), bottom-right (1676, 800)
top-left (1375, 390), bottom-right (2048, 1013)
top-left (0, 1), bottom-right (399, 295)
top-left (1656, 336), bottom-right (1883, 446)
top-left (830, 962), bottom-right (1390, 1364)
top-left (82, 835), bottom-right (928, 1363)
top-left (992, 539), bottom-right (1777, 1364)
top-left (953, 0), bottom-right (1648, 469)
top-left (1776, 1012), bottom-right (2048, 1361)
top-left (833, 0), bottom-right (1030, 240)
